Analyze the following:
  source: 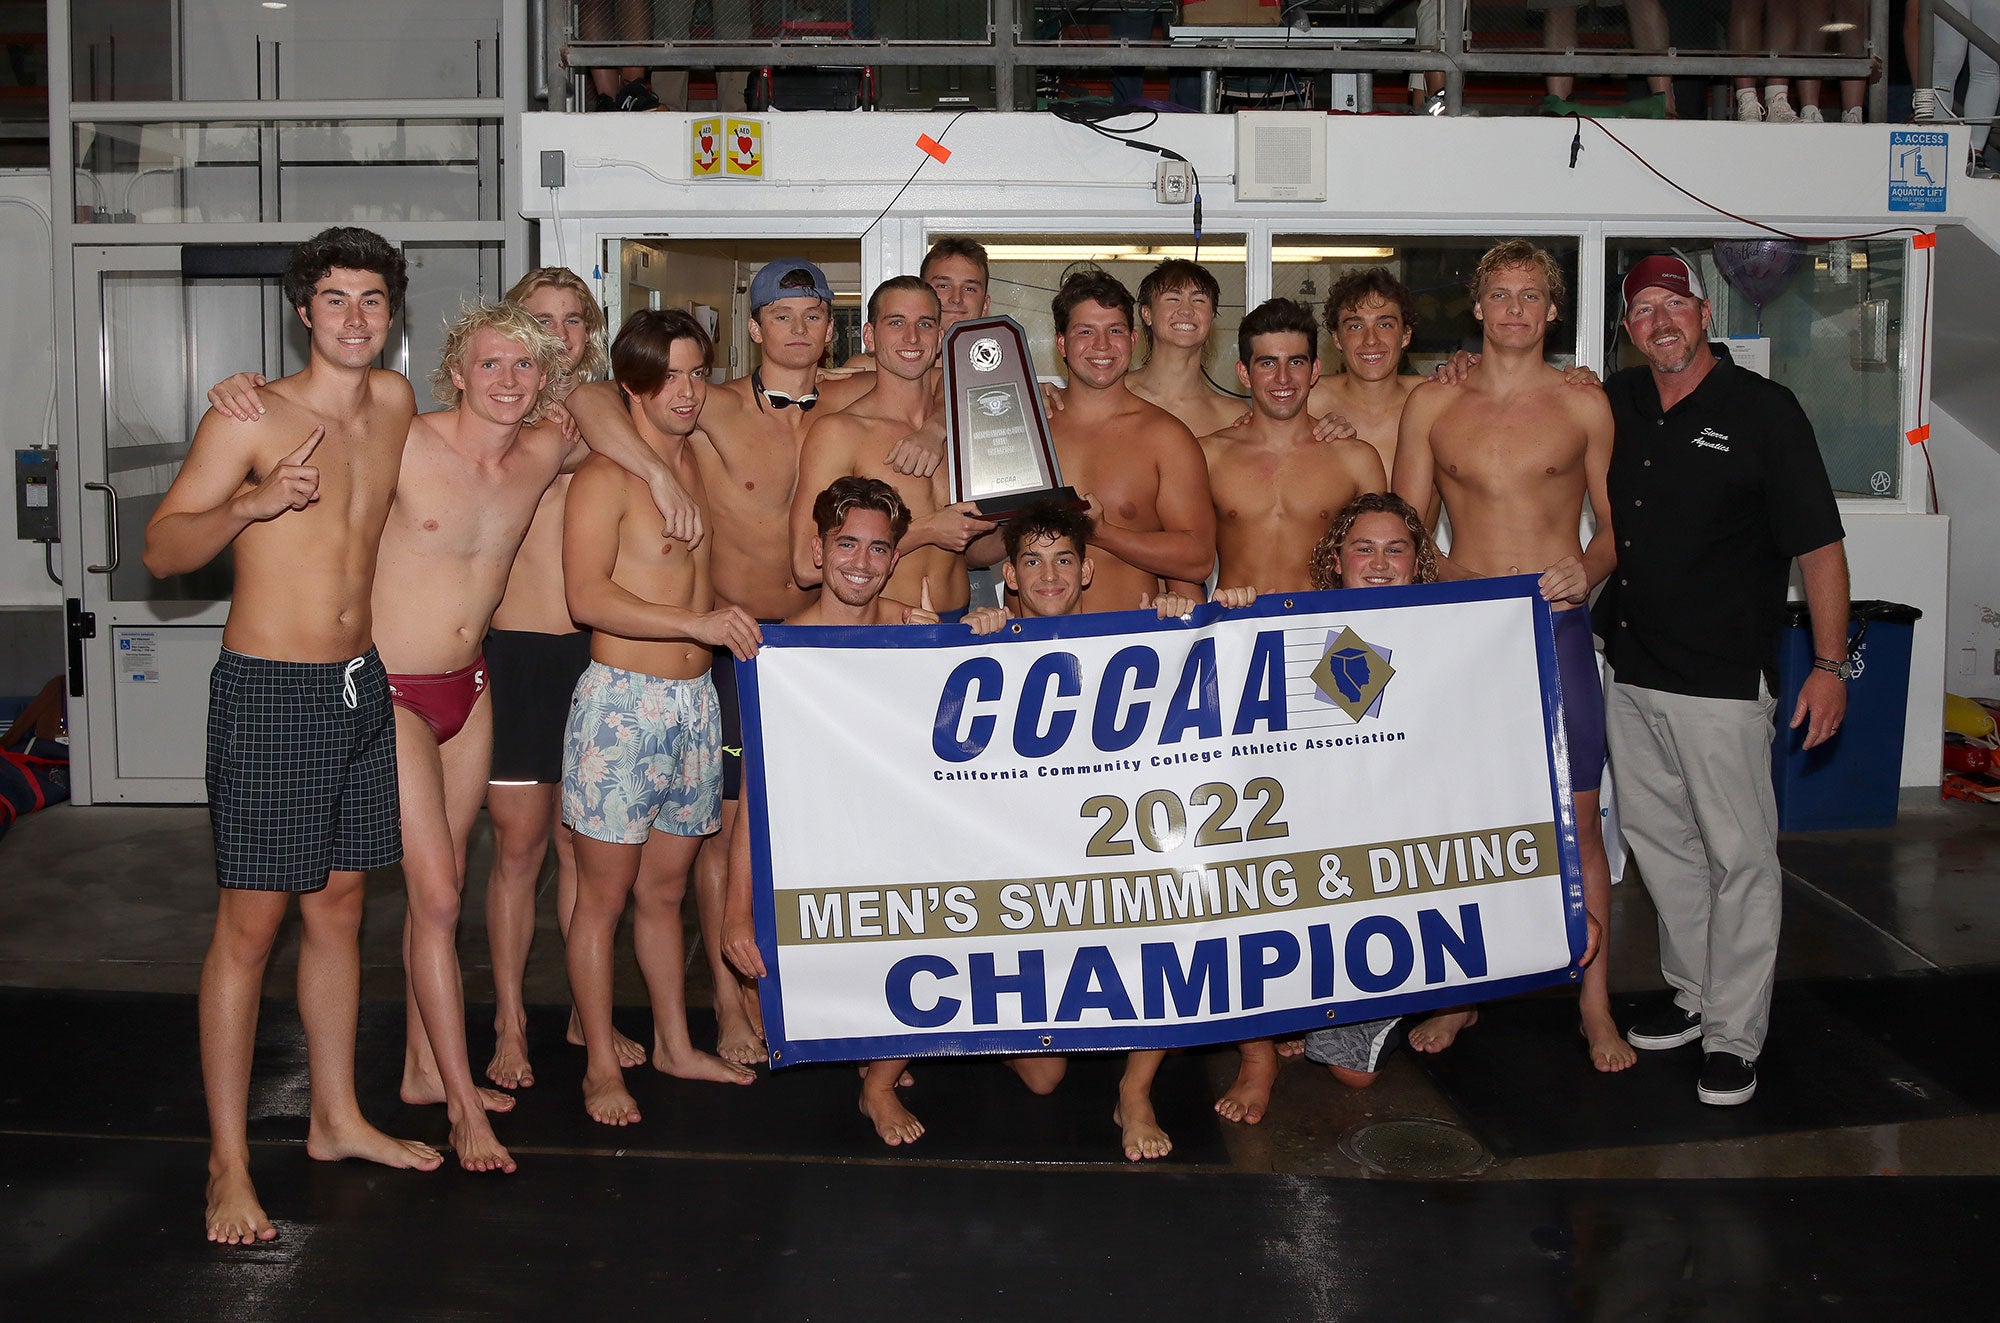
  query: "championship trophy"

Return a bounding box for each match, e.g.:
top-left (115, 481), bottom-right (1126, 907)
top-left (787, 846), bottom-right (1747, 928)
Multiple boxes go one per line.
top-left (941, 315), bottom-right (1080, 518)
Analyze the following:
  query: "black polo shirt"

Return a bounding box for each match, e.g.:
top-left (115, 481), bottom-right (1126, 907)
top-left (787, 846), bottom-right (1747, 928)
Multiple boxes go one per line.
top-left (1593, 345), bottom-right (1844, 701)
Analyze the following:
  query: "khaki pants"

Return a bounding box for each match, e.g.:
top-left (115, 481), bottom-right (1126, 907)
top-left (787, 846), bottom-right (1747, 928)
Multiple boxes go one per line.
top-left (1605, 678), bottom-right (1782, 1060)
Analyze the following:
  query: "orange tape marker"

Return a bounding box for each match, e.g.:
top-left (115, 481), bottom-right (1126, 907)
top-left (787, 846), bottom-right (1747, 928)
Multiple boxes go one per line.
top-left (1907, 425), bottom-right (1931, 445)
top-left (917, 134), bottom-right (951, 164)
top-left (1913, 232), bottom-right (1937, 250)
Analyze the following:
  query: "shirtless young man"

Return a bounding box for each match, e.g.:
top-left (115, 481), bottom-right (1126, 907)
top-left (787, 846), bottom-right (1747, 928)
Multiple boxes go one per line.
top-left (143, 227), bottom-right (441, 1244)
top-left (204, 273), bottom-right (695, 1095)
top-left (792, 277), bottom-right (994, 622)
top-left (1391, 239), bottom-right (1630, 1073)
top-left (480, 269), bottom-right (650, 1091)
top-left (1193, 296), bottom-right (1385, 1126)
top-left (376, 299), bottom-right (698, 1174)
top-left (1202, 297), bottom-right (1388, 600)
top-left (563, 309), bottom-right (763, 1126)
top-left (1305, 268), bottom-right (1430, 479)
top-left (566, 258), bottom-right (862, 1067)
top-left (721, 477), bottom-right (945, 1145)
top-left (1044, 271), bottom-right (1216, 611)
top-left (960, 500), bottom-right (1217, 1162)
top-left (1124, 259), bottom-right (1244, 440)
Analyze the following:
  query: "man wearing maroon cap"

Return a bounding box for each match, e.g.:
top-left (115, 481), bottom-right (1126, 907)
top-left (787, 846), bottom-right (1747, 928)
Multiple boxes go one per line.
top-left (1597, 253), bottom-right (1850, 1107)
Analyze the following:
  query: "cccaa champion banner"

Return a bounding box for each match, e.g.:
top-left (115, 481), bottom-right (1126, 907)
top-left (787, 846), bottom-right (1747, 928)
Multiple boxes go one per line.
top-left (738, 577), bottom-right (1587, 1067)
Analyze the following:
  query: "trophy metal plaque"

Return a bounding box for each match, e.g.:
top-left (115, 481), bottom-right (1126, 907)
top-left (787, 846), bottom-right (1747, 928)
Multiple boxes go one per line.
top-left (942, 315), bottom-right (1079, 518)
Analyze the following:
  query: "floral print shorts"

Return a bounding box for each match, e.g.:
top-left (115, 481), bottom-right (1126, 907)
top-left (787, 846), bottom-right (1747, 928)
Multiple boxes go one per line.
top-left (560, 662), bottom-right (722, 844)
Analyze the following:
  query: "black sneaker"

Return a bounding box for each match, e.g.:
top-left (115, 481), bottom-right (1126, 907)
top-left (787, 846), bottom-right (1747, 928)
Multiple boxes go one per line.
top-left (1625, 1004), bottom-right (1701, 1050)
top-left (1696, 1051), bottom-right (1757, 1106)
top-left (616, 79), bottom-right (661, 113)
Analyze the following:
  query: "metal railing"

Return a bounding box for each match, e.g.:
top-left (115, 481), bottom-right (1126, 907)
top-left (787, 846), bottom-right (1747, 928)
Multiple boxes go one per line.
top-left (547, 0), bottom-right (1896, 119)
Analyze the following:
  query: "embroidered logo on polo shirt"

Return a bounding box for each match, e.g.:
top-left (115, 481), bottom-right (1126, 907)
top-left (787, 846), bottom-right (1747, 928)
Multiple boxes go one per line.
top-left (1689, 427), bottom-right (1732, 453)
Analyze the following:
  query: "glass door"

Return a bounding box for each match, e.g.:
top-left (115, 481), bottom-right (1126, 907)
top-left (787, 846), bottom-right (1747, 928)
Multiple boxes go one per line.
top-left (69, 245), bottom-right (295, 802)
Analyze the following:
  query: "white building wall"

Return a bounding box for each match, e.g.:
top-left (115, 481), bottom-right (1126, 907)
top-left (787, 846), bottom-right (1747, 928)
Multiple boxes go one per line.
top-left (1931, 404), bottom-right (2000, 704)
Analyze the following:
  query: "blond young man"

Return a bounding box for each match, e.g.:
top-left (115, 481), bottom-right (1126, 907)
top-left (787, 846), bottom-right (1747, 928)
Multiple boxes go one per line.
top-left (1392, 240), bottom-right (1627, 1073)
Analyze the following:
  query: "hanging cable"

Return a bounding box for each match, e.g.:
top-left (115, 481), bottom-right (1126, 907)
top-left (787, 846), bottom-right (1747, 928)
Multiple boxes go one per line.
top-left (858, 110), bottom-right (972, 243)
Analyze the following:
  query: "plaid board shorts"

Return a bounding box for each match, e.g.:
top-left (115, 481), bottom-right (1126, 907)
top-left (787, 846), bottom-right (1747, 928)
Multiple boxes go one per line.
top-left (206, 647), bottom-right (401, 892)
top-left (561, 662), bottom-right (722, 845)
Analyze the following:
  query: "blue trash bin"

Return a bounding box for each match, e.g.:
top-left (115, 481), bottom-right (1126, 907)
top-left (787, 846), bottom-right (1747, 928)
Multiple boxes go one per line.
top-left (1771, 600), bottom-right (1922, 831)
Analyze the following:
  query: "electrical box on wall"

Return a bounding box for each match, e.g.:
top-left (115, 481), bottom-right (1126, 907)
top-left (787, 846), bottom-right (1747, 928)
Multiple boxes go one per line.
top-left (14, 448), bottom-right (57, 542)
top-left (1234, 111), bottom-right (1327, 202)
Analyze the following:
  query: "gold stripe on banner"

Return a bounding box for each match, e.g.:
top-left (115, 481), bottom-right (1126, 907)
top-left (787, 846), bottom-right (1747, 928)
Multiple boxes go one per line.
top-left (776, 821), bottom-right (1559, 946)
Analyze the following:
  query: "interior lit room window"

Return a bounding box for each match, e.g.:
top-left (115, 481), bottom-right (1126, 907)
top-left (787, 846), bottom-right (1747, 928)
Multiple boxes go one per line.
top-left (606, 238), bottom-right (864, 382)
top-left (1606, 238), bottom-right (1906, 500)
top-left (1273, 233), bottom-right (1582, 372)
top-left (973, 233), bottom-right (1248, 391)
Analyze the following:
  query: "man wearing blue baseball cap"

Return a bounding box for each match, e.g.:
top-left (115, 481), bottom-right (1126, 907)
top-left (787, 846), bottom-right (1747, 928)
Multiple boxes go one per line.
top-left (672, 255), bottom-right (871, 1066)
top-left (1598, 252), bottom-right (1850, 1107)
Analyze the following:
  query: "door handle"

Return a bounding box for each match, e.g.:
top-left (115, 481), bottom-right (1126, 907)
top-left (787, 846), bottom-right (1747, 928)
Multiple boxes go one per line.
top-left (84, 481), bottom-right (119, 574)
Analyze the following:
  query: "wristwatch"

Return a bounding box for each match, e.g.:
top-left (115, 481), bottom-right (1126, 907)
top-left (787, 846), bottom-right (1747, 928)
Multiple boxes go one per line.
top-left (1813, 655), bottom-right (1858, 681)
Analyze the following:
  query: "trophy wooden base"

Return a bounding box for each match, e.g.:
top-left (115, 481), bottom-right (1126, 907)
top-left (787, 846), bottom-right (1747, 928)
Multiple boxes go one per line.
top-left (972, 486), bottom-right (1084, 520)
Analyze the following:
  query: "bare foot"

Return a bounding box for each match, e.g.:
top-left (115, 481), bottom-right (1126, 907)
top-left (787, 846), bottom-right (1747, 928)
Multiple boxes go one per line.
top-left (1275, 1038), bottom-right (1306, 1059)
top-left (583, 1073), bottom-right (643, 1126)
top-left (857, 1063), bottom-right (914, 1087)
top-left (715, 1006), bottom-right (768, 1066)
top-left (486, 1030), bottom-right (534, 1090)
top-left (859, 1086), bottom-right (925, 1145)
top-left (205, 1167), bottom-right (277, 1245)
top-left (305, 1118), bottom-right (444, 1172)
top-left (448, 1113), bottom-right (517, 1174)
top-left (1214, 1049), bottom-right (1279, 1125)
top-left (653, 1041), bottom-right (756, 1085)
top-left (568, 1008), bottom-right (648, 1068)
top-left (401, 1070), bottom-right (517, 1113)
top-left (1407, 1007), bottom-right (1478, 1054)
top-left (1113, 1097), bottom-right (1173, 1162)
top-left (1584, 1010), bottom-right (1638, 1073)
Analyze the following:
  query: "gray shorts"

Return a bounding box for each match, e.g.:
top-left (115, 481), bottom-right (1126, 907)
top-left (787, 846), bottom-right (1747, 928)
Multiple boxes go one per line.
top-left (1303, 1015), bottom-right (1403, 1075)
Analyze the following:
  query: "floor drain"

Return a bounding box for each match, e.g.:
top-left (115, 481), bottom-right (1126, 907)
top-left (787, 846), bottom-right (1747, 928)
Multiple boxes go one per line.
top-left (1337, 1117), bottom-right (1493, 1178)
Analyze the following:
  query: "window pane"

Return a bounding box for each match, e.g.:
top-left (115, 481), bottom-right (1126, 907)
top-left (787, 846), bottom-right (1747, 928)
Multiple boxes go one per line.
top-left (606, 238), bottom-right (865, 382)
top-left (400, 242), bottom-right (507, 387)
top-left (73, 120), bottom-right (500, 224)
top-left (976, 234), bottom-right (1249, 390)
top-left (1273, 233), bottom-right (1582, 371)
top-left (1607, 238), bottom-right (1906, 500)
top-left (72, 0), bottom-right (501, 102)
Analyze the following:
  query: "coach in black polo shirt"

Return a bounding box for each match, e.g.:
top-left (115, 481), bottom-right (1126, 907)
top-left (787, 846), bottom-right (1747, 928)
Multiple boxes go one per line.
top-left (1594, 254), bottom-right (1849, 1108)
